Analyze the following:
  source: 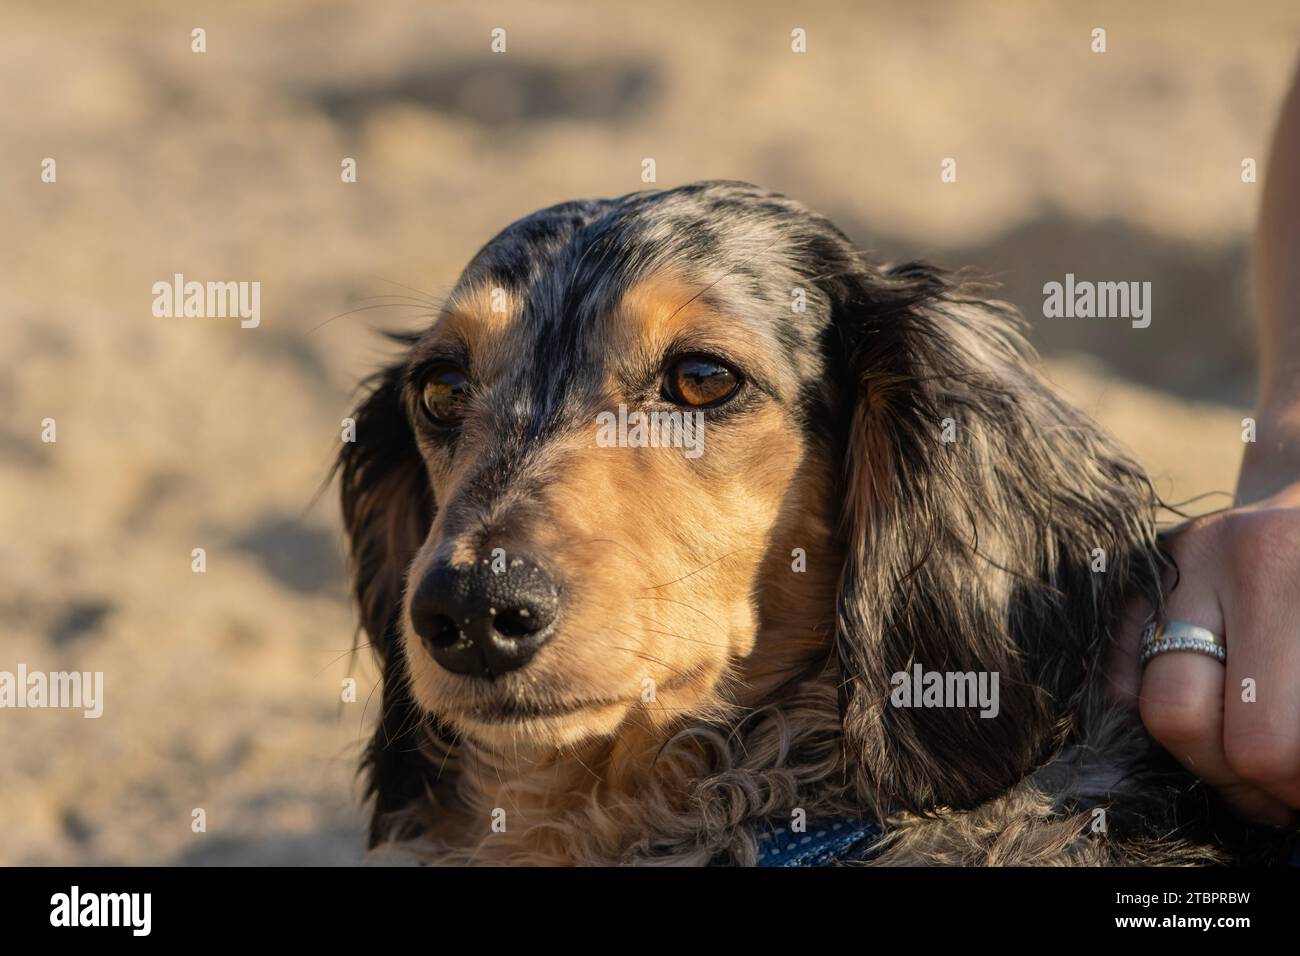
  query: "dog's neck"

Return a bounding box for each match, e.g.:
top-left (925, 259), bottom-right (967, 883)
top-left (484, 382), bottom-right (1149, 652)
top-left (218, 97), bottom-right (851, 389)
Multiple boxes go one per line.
top-left (413, 615), bottom-right (845, 865)
top-left (429, 714), bottom-right (698, 864)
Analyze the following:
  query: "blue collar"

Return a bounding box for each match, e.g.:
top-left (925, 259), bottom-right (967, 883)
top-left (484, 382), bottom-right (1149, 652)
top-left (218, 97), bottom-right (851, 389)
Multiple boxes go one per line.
top-left (755, 817), bottom-right (882, 866)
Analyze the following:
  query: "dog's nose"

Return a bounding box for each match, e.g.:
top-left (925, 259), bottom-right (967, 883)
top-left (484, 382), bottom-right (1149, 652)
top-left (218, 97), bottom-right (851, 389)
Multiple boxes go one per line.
top-left (409, 556), bottom-right (560, 677)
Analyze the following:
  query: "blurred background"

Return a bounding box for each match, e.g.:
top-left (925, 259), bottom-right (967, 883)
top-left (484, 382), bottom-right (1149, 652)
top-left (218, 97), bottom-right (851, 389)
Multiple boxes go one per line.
top-left (1, 0), bottom-right (1297, 864)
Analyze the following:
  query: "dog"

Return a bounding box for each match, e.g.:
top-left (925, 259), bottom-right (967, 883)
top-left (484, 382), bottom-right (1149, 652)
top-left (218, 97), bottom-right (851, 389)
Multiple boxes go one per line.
top-left (338, 181), bottom-right (1290, 865)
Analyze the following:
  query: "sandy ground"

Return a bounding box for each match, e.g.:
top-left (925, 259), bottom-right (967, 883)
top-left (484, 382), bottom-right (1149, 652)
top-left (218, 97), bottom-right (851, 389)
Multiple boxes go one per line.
top-left (1, 0), bottom-right (1296, 864)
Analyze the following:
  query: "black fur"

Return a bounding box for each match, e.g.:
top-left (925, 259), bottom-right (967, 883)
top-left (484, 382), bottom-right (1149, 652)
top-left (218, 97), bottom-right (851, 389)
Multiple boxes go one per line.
top-left (338, 181), bottom-right (1295, 864)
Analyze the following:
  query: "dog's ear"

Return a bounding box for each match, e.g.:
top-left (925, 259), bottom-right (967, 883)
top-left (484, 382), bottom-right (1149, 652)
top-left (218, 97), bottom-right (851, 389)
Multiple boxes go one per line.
top-left (337, 362), bottom-right (450, 845)
top-left (826, 261), bottom-right (1164, 815)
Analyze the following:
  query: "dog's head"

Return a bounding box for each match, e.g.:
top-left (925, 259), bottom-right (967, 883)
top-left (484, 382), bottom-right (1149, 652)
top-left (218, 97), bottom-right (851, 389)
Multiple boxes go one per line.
top-left (339, 181), bottom-right (1164, 840)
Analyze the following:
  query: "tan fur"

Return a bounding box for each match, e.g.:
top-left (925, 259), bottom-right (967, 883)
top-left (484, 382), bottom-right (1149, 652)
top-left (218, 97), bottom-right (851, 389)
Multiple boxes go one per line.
top-left (343, 185), bottom-right (1264, 866)
top-left (386, 273), bottom-right (854, 861)
top-left (379, 675), bottom-right (860, 865)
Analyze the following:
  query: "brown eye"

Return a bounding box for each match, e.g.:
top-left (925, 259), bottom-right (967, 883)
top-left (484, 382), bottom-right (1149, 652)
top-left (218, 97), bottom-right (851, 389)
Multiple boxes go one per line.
top-left (664, 355), bottom-right (741, 408)
top-left (420, 364), bottom-right (469, 424)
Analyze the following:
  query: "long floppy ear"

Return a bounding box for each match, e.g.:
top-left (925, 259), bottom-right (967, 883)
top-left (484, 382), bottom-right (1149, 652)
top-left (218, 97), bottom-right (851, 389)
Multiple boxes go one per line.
top-left (828, 261), bottom-right (1165, 815)
top-left (337, 361), bottom-right (452, 846)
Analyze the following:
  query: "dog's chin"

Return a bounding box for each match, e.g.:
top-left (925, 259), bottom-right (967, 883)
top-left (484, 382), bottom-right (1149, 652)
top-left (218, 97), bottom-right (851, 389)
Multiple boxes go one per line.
top-left (442, 698), bottom-right (631, 752)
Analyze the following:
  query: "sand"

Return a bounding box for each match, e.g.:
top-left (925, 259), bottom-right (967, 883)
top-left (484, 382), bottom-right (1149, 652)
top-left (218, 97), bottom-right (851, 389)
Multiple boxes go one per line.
top-left (1, 0), bottom-right (1294, 863)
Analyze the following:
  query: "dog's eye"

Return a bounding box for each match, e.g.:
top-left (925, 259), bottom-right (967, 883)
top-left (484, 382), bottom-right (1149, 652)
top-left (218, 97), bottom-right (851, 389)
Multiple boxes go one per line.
top-left (664, 355), bottom-right (741, 408)
top-left (420, 364), bottom-right (469, 425)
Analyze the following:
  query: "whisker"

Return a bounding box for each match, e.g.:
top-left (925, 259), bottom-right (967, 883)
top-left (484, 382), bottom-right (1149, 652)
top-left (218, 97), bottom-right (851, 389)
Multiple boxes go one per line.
top-left (633, 594), bottom-right (727, 632)
top-left (369, 275), bottom-right (447, 307)
top-left (309, 302), bottom-right (437, 334)
top-left (643, 546), bottom-right (760, 590)
top-left (631, 619), bottom-right (727, 649)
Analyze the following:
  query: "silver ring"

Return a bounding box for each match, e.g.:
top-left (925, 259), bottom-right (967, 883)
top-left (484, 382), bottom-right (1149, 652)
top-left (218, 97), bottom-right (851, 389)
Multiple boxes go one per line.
top-left (1139, 620), bottom-right (1226, 667)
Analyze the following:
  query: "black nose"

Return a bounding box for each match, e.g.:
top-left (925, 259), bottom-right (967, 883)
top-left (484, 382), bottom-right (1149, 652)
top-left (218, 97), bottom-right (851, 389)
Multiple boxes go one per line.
top-left (408, 556), bottom-right (560, 677)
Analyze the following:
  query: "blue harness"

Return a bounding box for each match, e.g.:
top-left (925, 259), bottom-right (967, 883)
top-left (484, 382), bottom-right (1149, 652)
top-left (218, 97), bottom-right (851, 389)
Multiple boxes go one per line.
top-left (755, 817), bottom-right (882, 866)
top-left (756, 817), bottom-right (1300, 866)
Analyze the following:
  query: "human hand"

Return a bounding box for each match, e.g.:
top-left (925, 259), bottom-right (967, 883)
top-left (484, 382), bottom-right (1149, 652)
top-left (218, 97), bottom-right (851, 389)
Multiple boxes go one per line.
top-left (1107, 409), bottom-right (1300, 825)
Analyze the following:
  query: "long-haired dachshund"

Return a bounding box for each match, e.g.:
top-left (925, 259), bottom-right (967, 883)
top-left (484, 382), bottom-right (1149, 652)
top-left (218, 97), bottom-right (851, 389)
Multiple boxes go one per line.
top-left (338, 181), bottom-right (1289, 865)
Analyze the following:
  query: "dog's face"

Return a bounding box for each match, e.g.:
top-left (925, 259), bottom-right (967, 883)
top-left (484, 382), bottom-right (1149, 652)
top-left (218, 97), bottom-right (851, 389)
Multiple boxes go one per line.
top-left (392, 186), bottom-right (847, 751)
top-left (340, 181), bottom-right (1165, 840)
